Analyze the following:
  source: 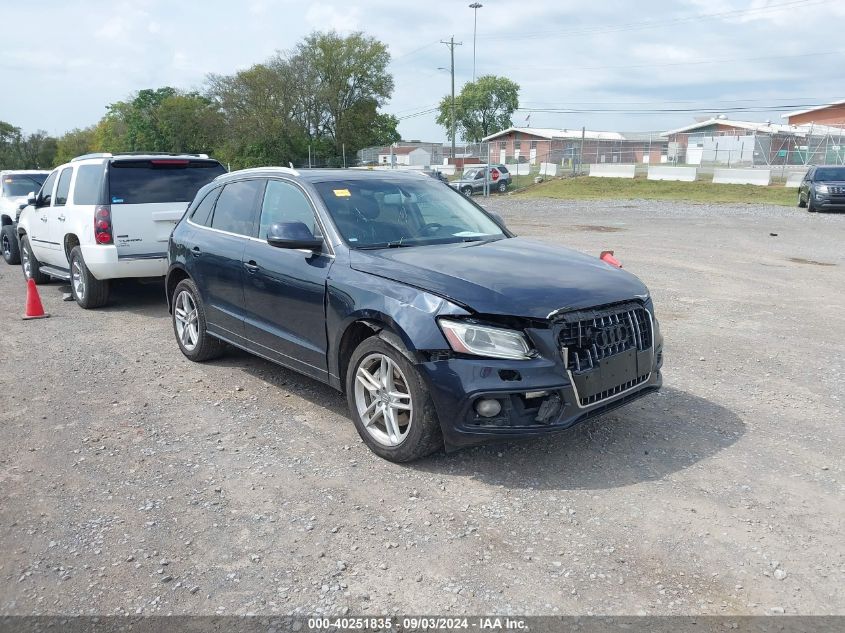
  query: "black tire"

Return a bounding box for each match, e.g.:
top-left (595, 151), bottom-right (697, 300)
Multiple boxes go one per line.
top-left (69, 246), bottom-right (110, 309)
top-left (797, 190), bottom-right (806, 208)
top-left (807, 192), bottom-right (816, 213)
top-left (461, 186), bottom-right (473, 197)
top-left (345, 334), bottom-right (442, 463)
top-left (19, 235), bottom-right (50, 285)
top-left (1, 225), bottom-right (20, 265)
top-left (497, 181), bottom-right (507, 193)
top-left (171, 278), bottom-right (224, 362)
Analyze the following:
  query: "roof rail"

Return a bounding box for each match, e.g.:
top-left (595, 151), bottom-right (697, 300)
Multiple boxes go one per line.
top-left (110, 151), bottom-right (210, 159)
top-left (214, 166), bottom-right (300, 181)
top-left (71, 152), bottom-right (113, 162)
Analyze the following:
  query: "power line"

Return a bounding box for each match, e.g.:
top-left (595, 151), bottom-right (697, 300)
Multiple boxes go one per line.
top-left (515, 102), bottom-right (838, 115)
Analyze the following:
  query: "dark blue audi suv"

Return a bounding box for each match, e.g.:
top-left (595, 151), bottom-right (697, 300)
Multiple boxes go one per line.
top-left (166, 167), bottom-right (663, 462)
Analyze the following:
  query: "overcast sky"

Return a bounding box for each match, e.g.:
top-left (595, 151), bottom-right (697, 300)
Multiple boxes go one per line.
top-left (2, 0), bottom-right (844, 141)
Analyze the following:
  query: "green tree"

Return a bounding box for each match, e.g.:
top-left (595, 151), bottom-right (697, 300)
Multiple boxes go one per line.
top-left (0, 121), bottom-right (23, 169)
top-left (437, 75), bottom-right (520, 143)
top-left (55, 127), bottom-right (97, 165)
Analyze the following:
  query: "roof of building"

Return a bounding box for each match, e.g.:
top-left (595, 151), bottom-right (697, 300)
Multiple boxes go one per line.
top-left (661, 117), bottom-right (845, 137)
top-left (482, 127), bottom-right (626, 142)
top-left (377, 146), bottom-right (431, 155)
top-left (782, 99), bottom-right (845, 119)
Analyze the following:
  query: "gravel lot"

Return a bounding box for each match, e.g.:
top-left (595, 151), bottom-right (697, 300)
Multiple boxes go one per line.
top-left (1, 197), bottom-right (843, 617)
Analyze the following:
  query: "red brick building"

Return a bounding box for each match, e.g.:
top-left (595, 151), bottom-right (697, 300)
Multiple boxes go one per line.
top-left (783, 100), bottom-right (845, 127)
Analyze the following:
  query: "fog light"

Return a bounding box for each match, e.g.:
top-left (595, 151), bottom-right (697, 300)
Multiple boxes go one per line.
top-left (475, 398), bottom-right (502, 418)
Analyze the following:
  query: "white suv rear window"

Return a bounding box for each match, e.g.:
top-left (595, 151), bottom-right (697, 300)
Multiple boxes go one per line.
top-left (108, 159), bottom-right (226, 204)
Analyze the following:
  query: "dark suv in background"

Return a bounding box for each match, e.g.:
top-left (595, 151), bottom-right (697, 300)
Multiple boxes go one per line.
top-left (166, 168), bottom-right (662, 462)
top-left (798, 165), bottom-right (845, 212)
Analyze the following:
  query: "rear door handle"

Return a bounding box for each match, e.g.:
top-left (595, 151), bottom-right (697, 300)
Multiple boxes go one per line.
top-left (243, 260), bottom-right (259, 273)
top-left (57, 215), bottom-right (65, 222)
top-left (40, 216), bottom-right (48, 222)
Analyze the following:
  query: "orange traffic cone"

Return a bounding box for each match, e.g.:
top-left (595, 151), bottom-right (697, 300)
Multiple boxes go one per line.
top-left (22, 278), bottom-right (49, 320)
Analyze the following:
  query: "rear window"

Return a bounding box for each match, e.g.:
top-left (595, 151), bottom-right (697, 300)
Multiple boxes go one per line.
top-left (2, 173), bottom-right (47, 197)
top-left (108, 159), bottom-right (226, 205)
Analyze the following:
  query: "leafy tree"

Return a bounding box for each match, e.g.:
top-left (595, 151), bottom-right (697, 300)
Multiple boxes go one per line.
top-left (55, 127), bottom-right (97, 164)
top-left (437, 75), bottom-right (520, 143)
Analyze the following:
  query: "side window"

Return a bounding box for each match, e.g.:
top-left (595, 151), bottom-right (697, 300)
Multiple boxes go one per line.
top-left (257, 179), bottom-right (319, 239)
top-left (190, 188), bottom-right (220, 227)
top-left (73, 164), bottom-right (105, 205)
top-left (54, 167), bottom-right (73, 207)
top-left (210, 179), bottom-right (264, 236)
top-left (37, 170), bottom-right (58, 207)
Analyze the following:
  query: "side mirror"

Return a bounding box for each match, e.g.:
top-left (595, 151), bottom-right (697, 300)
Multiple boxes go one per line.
top-left (27, 192), bottom-right (37, 206)
top-left (266, 222), bottom-right (323, 251)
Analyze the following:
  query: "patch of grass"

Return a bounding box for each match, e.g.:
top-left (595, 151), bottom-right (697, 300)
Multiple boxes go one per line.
top-left (518, 176), bottom-right (796, 206)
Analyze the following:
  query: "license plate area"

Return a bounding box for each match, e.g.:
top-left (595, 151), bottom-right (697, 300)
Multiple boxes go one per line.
top-left (570, 347), bottom-right (652, 406)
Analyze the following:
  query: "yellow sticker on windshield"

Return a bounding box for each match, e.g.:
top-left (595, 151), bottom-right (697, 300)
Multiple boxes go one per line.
top-left (333, 189), bottom-right (351, 197)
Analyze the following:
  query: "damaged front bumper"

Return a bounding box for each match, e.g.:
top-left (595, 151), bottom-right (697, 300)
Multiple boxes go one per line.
top-left (418, 319), bottom-right (664, 450)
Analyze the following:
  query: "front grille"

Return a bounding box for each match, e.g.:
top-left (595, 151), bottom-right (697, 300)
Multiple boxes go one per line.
top-left (580, 373), bottom-right (651, 407)
top-left (828, 185), bottom-right (845, 195)
top-left (556, 303), bottom-right (652, 373)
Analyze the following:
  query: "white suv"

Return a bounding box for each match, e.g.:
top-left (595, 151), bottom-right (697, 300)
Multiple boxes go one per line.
top-left (1, 170), bottom-right (50, 265)
top-left (17, 153), bottom-right (226, 308)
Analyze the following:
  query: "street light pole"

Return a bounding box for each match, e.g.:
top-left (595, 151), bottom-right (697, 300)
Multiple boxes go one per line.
top-left (469, 3), bottom-right (482, 82)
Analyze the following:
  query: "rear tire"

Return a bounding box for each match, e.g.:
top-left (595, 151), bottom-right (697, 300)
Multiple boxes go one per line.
top-left (1, 225), bottom-right (20, 265)
top-left (497, 181), bottom-right (507, 193)
top-left (172, 278), bottom-right (224, 362)
top-left (346, 335), bottom-right (442, 463)
top-left (20, 236), bottom-right (49, 284)
top-left (70, 246), bottom-right (110, 309)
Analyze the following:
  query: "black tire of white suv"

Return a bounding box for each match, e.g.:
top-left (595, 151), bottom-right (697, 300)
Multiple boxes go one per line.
top-left (20, 236), bottom-right (50, 284)
top-left (497, 181), bottom-right (507, 193)
top-left (69, 246), bottom-right (110, 309)
top-left (1, 225), bottom-right (20, 265)
top-left (171, 278), bottom-right (225, 362)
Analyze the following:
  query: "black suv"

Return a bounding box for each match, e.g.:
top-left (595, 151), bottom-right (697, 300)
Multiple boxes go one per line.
top-left (798, 165), bottom-right (845, 212)
top-left (166, 168), bottom-right (662, 462)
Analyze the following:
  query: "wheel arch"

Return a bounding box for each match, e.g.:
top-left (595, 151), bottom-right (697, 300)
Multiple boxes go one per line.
top-left (165, 265), bottom-right (191, 313)
top-left (63, 234), bottom-right (81, 262)
top-left (336, 316), bottom-right (419, 394)
top-left (1, 214), bottom-right (13, 226)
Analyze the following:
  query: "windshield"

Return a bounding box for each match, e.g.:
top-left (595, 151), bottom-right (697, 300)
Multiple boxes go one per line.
top-left (815, 167), bottom-right (845, 181)
top-left (313, 177), bottom-right (507, 249)
top-left (2, 174), bottom-right (47, 197)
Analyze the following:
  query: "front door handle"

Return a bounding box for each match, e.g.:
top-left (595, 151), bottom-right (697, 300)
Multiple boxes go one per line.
top-left (243, 260), bottom-right (259, 273)
top-left (57, 215), bottom-right (66, 222)
top-left (190, 246), bottom-right (201, 257)
top-left (40, 216), bottom-right (48, 222)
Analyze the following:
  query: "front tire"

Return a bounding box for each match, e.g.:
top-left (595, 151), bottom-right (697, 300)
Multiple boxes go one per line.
top-left (346, 335), bottom-right (442, 462)
top-left (172, 278), bottom-right (224, 362)
top-left (497, 181), bottom-right (507, 193)
top-left (807, 193), bottom-right (816, 213)
top-left (20, 236), bottom-right (50, 284)
top-left (69, 246), bottom-right (110, 309)
top-left (461, 186), bottom-right (473, 197)
top-left (797, 191), bottom-right (806, 208)
top-left (1, 225), bottom-right (20, 265)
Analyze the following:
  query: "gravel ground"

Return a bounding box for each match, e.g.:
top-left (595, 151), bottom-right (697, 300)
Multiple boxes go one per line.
top-left (0, 197), bottom-right (842, 617)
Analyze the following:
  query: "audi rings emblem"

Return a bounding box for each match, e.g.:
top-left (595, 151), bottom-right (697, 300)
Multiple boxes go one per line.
top-left (593, 324), bottom-right (629, 350)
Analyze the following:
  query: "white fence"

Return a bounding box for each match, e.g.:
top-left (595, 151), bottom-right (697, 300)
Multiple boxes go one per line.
top-left (589, 163), bottom-right (636, 178)
top-left (712, 168), bottom-right (771, 186)
top-left (647, 166), bottom-right (697, 182)
top-left (539, 162), bottom-right (559, 177)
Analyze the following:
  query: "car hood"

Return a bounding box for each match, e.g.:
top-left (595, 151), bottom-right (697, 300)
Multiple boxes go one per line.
top-left (348, 237), bottom-right (650, 318)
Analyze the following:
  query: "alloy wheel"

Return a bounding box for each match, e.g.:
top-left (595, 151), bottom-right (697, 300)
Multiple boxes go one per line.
top-left (174, 290), bottom-right (199, 351)
top-left (71, 260), bottom-right (85, 301)
top-left (354, 352), bottom-right (413, 447)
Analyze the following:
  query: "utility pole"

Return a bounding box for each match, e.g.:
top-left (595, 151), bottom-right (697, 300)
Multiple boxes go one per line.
top-left (441, 36), bottom-right (463, 166)
top-left (469, 3), bottom-right (482, 81)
